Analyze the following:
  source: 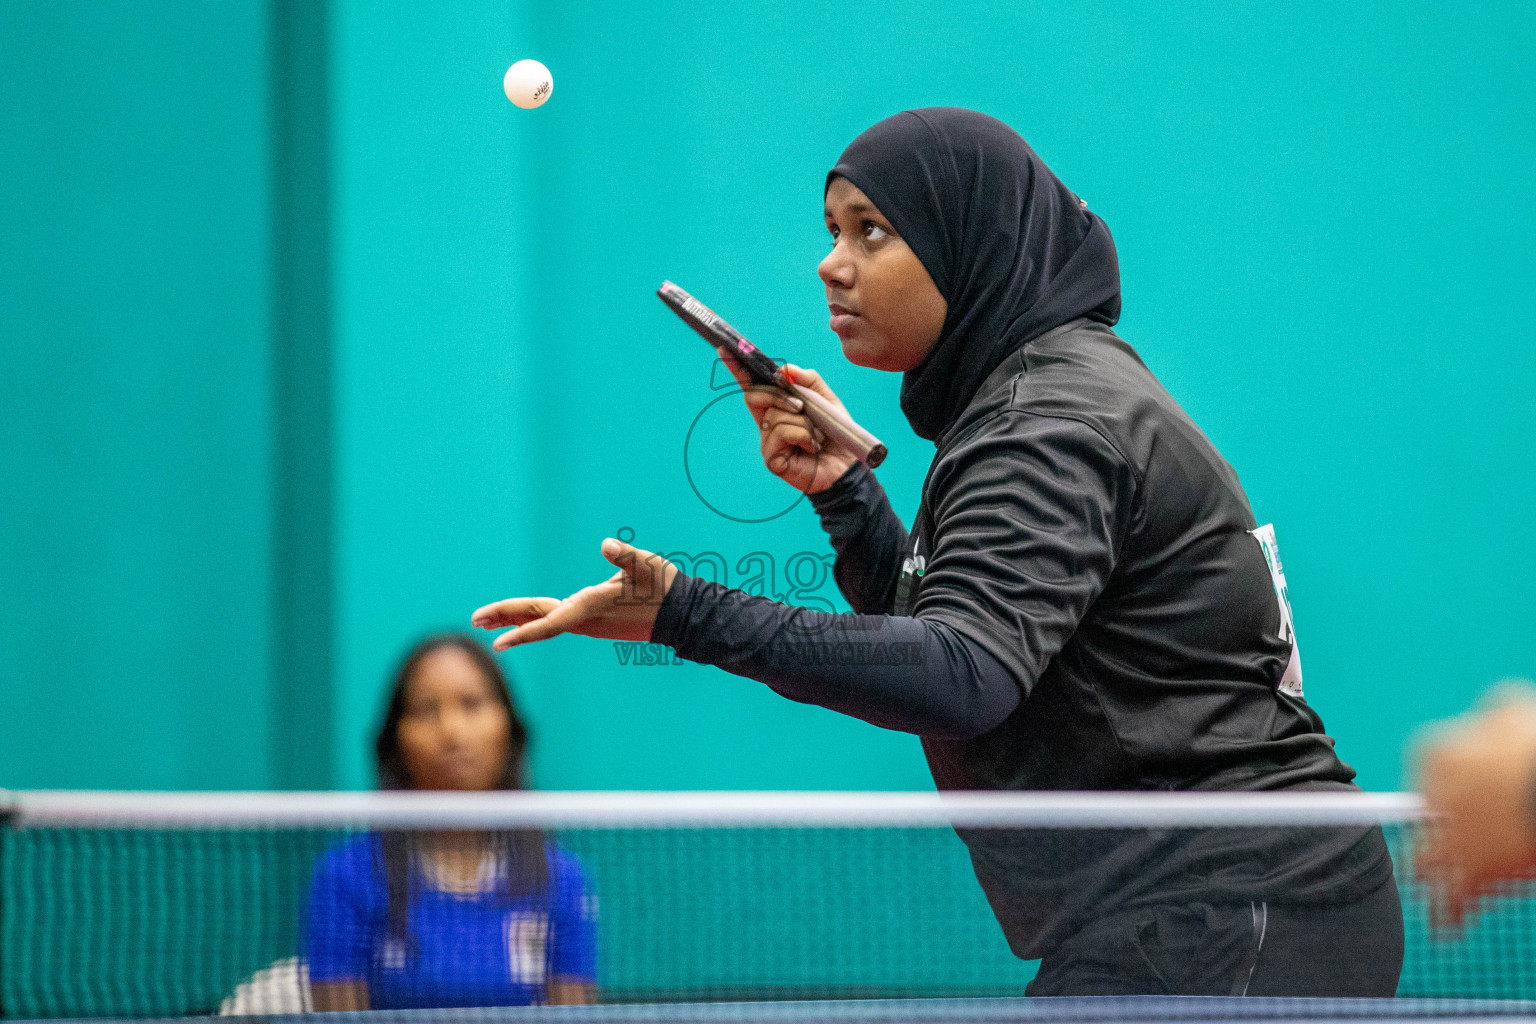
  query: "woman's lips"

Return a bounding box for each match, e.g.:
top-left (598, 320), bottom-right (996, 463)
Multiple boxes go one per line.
top-left (438, 752), bottom-right (482, 776)
top-left (829, 305), bottom-right (859, 334)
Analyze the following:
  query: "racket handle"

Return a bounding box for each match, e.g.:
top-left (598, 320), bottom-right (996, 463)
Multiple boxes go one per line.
top-left (790, 382), bottom-right (888, 468)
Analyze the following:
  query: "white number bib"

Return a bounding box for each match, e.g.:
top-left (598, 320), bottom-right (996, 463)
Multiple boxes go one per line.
top-left (1250, 523), bottom-right (1303, 698)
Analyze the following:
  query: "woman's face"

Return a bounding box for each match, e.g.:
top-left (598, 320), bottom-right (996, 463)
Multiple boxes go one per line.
top-left (396, 646), bottom-right (512, 791)
top-left (819, 177), bottom-right (947, 372)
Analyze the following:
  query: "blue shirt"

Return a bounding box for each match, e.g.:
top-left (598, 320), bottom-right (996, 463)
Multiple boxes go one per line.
top-left (305, 835), bottom-right (597, 1009)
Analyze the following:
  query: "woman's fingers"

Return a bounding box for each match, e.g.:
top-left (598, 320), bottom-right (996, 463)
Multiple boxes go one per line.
top-left (715, 347), bottom-right (752, 388)
top-left (762, 416), bottom-right (820, 460)
top-left (741, 385), bottom-right (803, 412)
top-left (491, 596), bottom-right (587, 650)
top-left (720, 347), bottom-right (805, 416)
top-left (759, 407), bottom-right (821, 449)
top-left (600, 537), bottom-right (679, 602)
top-left (471, 597), bottom-right (561, 629)
top-left (762, 427), bottom-right (821, 479)
top-left (472, 537), bottom-right (678, 653)
top-left (1416, 821), bottom-right (1472, 929)
top-left (1412, 689), bottom-right (1536, 929)
top-left (741, 386), bottom-right (802, 428)
top-left (782, 364), bottom-right (843, 408)
top-left (717, 348), bottom-right (821, 485)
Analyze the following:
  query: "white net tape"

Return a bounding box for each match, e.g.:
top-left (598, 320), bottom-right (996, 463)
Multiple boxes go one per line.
top-left (1, 789), bottom-right (1426, 829)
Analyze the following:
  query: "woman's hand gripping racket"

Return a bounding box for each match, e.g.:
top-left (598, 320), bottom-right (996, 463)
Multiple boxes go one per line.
top-left (658, 282), bottom-right (886, 495)
top-left (719, 352), bottom-right (861, 495)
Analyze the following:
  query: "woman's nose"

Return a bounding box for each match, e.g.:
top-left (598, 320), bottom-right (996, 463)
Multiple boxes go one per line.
top-left (438, 709), bottom-right (470, 743)
top-left (818, 243), bottom-right (854, 288)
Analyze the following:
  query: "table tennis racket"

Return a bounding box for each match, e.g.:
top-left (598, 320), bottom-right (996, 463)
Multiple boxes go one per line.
top-left (658, 281), bottom-right (887, 468)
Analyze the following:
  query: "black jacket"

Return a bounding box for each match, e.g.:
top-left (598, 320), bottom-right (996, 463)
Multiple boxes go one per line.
top-left (654, 319), bottom-right (1391, 957)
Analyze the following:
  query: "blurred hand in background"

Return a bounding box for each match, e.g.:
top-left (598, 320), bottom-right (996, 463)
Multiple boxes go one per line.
top-left (1415, 681), bottom-right (1536, 927)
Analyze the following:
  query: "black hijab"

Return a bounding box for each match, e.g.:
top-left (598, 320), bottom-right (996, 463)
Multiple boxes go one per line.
top-left (827, 108), bottom-right (1121, 441)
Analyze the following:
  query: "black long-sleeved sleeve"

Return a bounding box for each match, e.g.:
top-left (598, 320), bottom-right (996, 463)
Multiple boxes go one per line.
top-left (650, 571), bottom-right (1019, 738)
top-left (649, 462), bottom-right (1020, 739)
top-left (648, 409), bottom-right (1140, 739)
top-left (805, 462), bottom-right (908, 614)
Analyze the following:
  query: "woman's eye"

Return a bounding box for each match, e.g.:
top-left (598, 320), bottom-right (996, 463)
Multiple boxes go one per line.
top-left (863, 221), bottom-right (888, 242)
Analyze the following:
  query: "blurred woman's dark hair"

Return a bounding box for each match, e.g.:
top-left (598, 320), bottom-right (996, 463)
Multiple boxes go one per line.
top-left (372, 633), bottom-right (546, 945)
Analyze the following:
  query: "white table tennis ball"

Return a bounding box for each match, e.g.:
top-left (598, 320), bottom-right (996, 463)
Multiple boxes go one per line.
top-left (503, 59), bottom-right (553, 109)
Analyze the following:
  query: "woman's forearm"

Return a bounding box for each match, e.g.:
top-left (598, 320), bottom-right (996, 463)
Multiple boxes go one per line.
top-left (652, 574), bottom-right (1018, 738)
top-left (808, 462), bottom-right (909, 613)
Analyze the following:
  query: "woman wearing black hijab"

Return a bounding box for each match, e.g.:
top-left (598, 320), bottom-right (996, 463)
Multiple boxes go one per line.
top-left (473, 108), bottom-right (1404, 995)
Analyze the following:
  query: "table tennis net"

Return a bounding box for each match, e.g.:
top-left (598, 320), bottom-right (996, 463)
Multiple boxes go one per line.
top-left (1, 791), bottom-right (1532, 1019)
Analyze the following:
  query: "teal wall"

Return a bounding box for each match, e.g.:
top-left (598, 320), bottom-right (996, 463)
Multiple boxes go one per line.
top-left (327, 0), bottom-right (544, 789)
top-left (1, 3), bottom-right (277, 788)
top-left (2, 1), bottom-right (1532, 792)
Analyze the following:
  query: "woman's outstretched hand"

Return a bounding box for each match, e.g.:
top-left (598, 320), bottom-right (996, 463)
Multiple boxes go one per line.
top-left (1414, 682), bottom-right (1536, 927)
top-left (717, 349), bottom-right (859, 494)
top-left (471, 537), bottom-right (679, 652)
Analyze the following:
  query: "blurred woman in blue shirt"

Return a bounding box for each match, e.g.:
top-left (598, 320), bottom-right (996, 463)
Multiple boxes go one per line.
top-left (306, 635), bottom-right (597, 1010)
